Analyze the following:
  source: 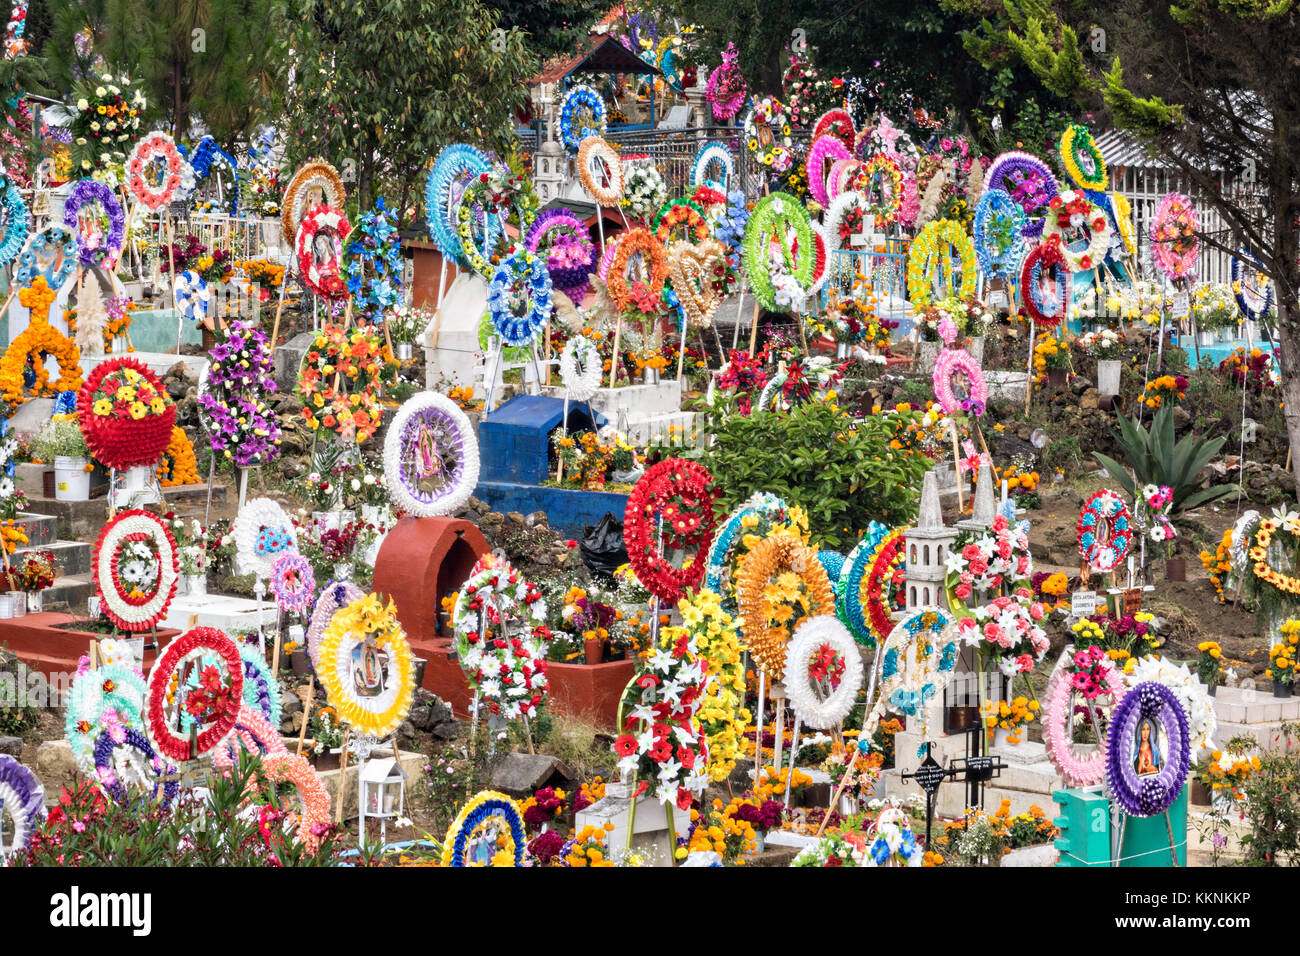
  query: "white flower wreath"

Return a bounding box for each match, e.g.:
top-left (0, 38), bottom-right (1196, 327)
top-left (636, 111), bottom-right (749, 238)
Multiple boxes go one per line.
top-left (382, 392), bottom-right (479, 519)
top-left (1125, 656), bottom-right (1217, 758)
top-left (231, 497), bottom-right (299, 581)
top-left (783, 615), bottom-right (864, 730)
top-left (93, 510), bottom-right (179, 631)
top-left (559, 334), bottom-right (603, 402)
top-left (1042, 189), bottom-right (1113, 273)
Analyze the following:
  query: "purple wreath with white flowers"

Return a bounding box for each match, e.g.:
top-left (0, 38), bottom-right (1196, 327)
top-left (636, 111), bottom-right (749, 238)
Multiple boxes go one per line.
top-left (197, 318), bottom-right (281, 467)
top-left (269, 550), bottom-right (316, 615)
top-left (0, 753), bottom-right (44, 855)
top-left (92, 725), bottom-right (179, 810)
top-left (62, 178), bottom-right (126, 267)
top-left (1105, 681), bottom-right (1190, 818)
top-left (525, 208), bottom-right (595, 297)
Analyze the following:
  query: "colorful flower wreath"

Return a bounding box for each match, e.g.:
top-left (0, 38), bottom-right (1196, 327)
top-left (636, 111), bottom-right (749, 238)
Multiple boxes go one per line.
top-left (652, 197), bottom-right (710, 244)
top-left (1232, 249), bottom-right (1273, 322)
top-left (668, 237), bottom-right (729, 327)
top-left (743, 97), bottom-right (794, 175)
top-left (156, 427), bottom-right (201, 486)
top-left (93, 726), bottom-right (178, 809)
top-left (864, 608), bottom-right (957, 740)
top-left (281, 160), bottom-right (346, 246)
top-left (171, 269), bottom-right (210, 325)
top-left (784, 615), bottom-right (864, 730)
top-left (985, 151), bottom-right (1058, 232)
top-left (442, 790), bottom-right (526, 866)
top-left (198, 318), bottom-right (281, 467)
top-left (344, 197), bottom-right (404, 318)
top-left (906, 218), bottom-right (977, 308)
top-left (813, 108), bottom-right (856, 152)
top-left (382, 391), bottom-right (479, 518)
top-left (577, 136), bottom-right (624, 207)
top-left (451, 555), bottom-right (550, 721)
top-left (736, 532), bottom-right (834, 681)
top-left (125, 132), bottom-right (184, 210)
top-left (1020, 241), bottom-right (1070, 328)
top-left (0, 754), bottom-right (44, 854)
top-left (606, 227), bottom-right (669, 312)
top-left (296, 322), bottom-right (389, 442)
top-left (257, 753), bottom-right (331, 852)
top-left (425, 144), bottom-right (494, 267)
top-left (455, 171), bottom-right (536, 278)
top-left (213, 703), bottom-right (287, 769)
top-left (77, 357), bottom-right (176, 470)
top-left (973, 187), bottom-right (1027, 278)
top-left (859, 152), bottom-right (904, 228)
top-left (15, 224), bottom-right (78, 289)
top-left (838, 522), bottom-right (906, 647)
top-left (620, 164), bottom-right (668, 221)
top-left (826, 159), bottom-right (864, 202)
top-left (1042, 189), bottom-right (1112, 273)
top-left (295, 203), bottom-right (352, 300)
top-left (559, 334), bottom-right (603, 402)
top-left (1042, 647), bottom-right (1127, 788)
top-left (1247, 514), bottom-right (1300, 597)
top-left (704, 492), bottom-right (791, 604)
top-left (932, 348), bottom-right (988, 417)
top-left (705, 42), bottom-right (747, 121)
top-left (0, 180), bottom-right (29, 269)
top-left (559, 85), bottom-right (607, 154)
top-left (318, 592), bottom-right (415, 739)
top-left (742, 192), bottom-right (815, 312)
top-left (65, 662), bottom-right (146, 771)
top-left (1105, 682), bottom-right (1191, 818)
top-left (63, 178), bottom-right (125, 268)
top-left (146, 626), bottom-right (243, 760)
top-left (231, 497), bottom-right (298, 581)
top-left (691, 141), bottom-right (733, 193)
top-left (1078, 488), bottom-right (1133, 573)
top-left (1059, 124), bottom-right (1107, 191)
top-left (269, 551), bottom-right (316, 615)
top-left (1151, 192), bottom-right (1199, 282)
top-left (525, 208), bottom-right (595, 295)
top-left (186, 135), bottom-right (241, 214)
top-left (92, 509), bottom-right (179, 632)
top-left (1113, 192), bottom-right (1138, 255)
top-left (487, 247), bottom-right (553, 347)
top-left (805, 134), bottom-right (852, 207)
top-left (624, 458), bottom-right (719, 603)
top-left (307, 580), bottom-right (365, 667)
top-left (239, 642), bottom-right (282, 728)
top-left (0, 287), bottom-right (83, 406)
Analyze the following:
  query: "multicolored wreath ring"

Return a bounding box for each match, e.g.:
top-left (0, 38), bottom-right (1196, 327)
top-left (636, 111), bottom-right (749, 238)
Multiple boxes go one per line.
top-left (932, 348), bottom-right (988, 417)
top-left (281, 160), bottom-right (346, 245)
top-left (704, 493), bottom-right (790, 602)
top-left (624, 458), bottom-right (718, 603)
top-left (668, 237), bottom-right (728, 328)
top-left (240, 642), bottom-right (283, 727)
top-left (973, 187), bottom-right (1027, 278)
top-left (1042, 189), bottom-right (1112, 273)
top-left (231, 497), bottom-right (299, 581)
top-left (652, 197), bottom-right (710, 244)
top-left (859, 152), bottom-right (904, 227)
top-left (1043, 648), bottom-right (1127, 788)
top-left (1060, 124), bottom-right (1107, 191)
top-left (742, 192), bottom-right (815, 312)
top-left (172, 269), bottom-right (211, 325)
top-left (606, 227), bottom-right (669, 312)
top-left (838, 522), bottom-right (906, 647)
top-left (425, 144), bottom-right (494, 267)
top-left (487, 247), bottom-right (553, 347)
top-left (691, 141), bottom-right (734, 193)
top-left (295, 203), bottom-right (352, 300)
top-left (0, 754), bottom-right (44, 855)
top-left (1020, 241), bottom-right (1070, 328)
top-left (559, 334), bottom-right (603, 402)
top-left (213, 703), bottom-right (287, 769)
top-left (783, 615), bottom-right (864, 730)
top-left (1078, 489), bottom-right (1134, 573)
top-left (0, 180), bottom-right (30, 269)
top-left (985, 151), bottom-right (1058, 234)
top-left (65, 662), bottom-right (147, 769)
top-left (382, 391), bottom-right (479, 518)
top-left (1105, 681), bottom-right (1191, 818)
top-left (525, 207), bottom-right (595, 294)
top-left (93, 509), bottom-right (180, 632)
top-left (145, 626), bottom-right (244, 761)
top-left (317, 593), bottom-right (415, 739)
top-left (442, 790), bottom-right (526, 866)
top-left (805, 134), bottom-right (852, 207)
top-left (743, 97), bottom-right (794, 174)
top-left (1151, 192), bottom-right (1200, 282)
top-left (863, 608), bottom-right (958, 740)
top-left (126, 132), bottom-right (185, 211)
top-left (92, 726), bottom-right (178, 810)
top-left (307, 580), bottom-right (366, 668)
top-left (812, 108), bottom-right (856, 153)
top-left (736, 532), bottom-right (834, 681)
top-left (1232, 248), bottom-right (1273, 322)
top-left (577, 136), bottom-right (624, 207)
top-left (76, 356), bottom-right (176, 470)
top-left (906, 218), bottom-right (977, 307)
top-left (63, 177), bottom-right (125, 268)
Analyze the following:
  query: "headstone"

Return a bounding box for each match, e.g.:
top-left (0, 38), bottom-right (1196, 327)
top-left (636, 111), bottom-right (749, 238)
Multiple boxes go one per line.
top-left (575, 779), bottom-right (676, 866)
top-left (489, 752), bottom-right (575, 797)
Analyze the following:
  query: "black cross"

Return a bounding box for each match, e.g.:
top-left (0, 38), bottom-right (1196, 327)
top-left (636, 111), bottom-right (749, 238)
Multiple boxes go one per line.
top-left (902, 740), bottom-right (1007, 845)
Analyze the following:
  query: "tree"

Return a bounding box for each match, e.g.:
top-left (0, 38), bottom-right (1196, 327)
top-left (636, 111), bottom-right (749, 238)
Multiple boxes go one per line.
top-left (482, 0), bottom-right (604, 62)
top-left (961, 0), bottom-right (1300, 494)
top-left (280, 0), bottom-right (537, 221)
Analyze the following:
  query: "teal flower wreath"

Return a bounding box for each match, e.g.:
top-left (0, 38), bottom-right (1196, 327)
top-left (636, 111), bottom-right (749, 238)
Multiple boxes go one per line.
top-left (425, 143), bottom-right (494, 268)
top-left (0, 181), bottom-right (30, 270)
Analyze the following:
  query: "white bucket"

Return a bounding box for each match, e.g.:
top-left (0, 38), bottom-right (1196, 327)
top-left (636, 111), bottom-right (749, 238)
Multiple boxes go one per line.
top-left (54, 456), bottom-right (92, 501)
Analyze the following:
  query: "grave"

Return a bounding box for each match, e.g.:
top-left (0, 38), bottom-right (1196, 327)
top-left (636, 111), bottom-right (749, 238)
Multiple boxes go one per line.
top-left (542, 379), bottom-right (693, 444)
top-left (575, 778), bottom-right (676, 866)
top-left (1208, 684), bottom-right (1300, 750)
top-left (161, 592), bottom-right (268, 633)
top-left (891, 728), bottom-right (1062, 818)
top-left (477, 394), bottom-right (600, 485)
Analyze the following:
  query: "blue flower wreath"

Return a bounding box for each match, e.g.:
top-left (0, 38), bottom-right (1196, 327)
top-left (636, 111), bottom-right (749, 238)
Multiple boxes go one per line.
top-left (345, 196), bottom-right (404, 316)
top-left (972, 188), bottom-right (1025, 279)
top-left (188, 136), bottom-right (241, 214)
top-left (815, 550), bottom-right (845, 591)
top-left (0, 181), bottom-right (30, 270)
top-left (713, 189), bottom-right (750, 266)
top-left (425, 144), bottom-right (494, 267)
top-left (16, 225), bottom-right (78, 289)
top-left (487, 248), bottom-right (553, 347)
top-left (1232, 248), bottom-right (1273, 322)
top-left (691, 141), bottom-right (734, 193)
top-left (559, 85), bottom-right (607, 154)
top-left (443, 790), bottom-right (526, 866)
top-left (703, 493), bottom-right (788, 605)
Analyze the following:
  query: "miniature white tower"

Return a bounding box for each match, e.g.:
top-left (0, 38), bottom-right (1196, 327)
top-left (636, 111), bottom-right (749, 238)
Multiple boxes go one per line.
top-left (905, 469), bottom-right (958, 611)
top-left (957, 461), bottom-right (997, 535)
top-left (534, 139), bottom-right (564, 204)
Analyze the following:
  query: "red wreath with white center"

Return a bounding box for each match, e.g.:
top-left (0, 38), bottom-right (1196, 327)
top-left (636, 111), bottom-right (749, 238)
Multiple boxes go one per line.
top-left (295, 203), bottom-right (352, 300)
top-left (623, 458), bottom-right (718, 602)
top-left (145, 626), bottom-right (244, 761)
top-left (1020, 241), bottom-right (1070, 329)
top-left (126, 132), bottom-right (185, 211)
top-left (76, 357), bottom-right (177, 470)
top-left (92, 509), bottom-right (180, 632)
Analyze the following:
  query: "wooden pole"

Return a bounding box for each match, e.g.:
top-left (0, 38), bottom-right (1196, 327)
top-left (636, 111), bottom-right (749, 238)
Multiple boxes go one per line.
top-left (608, 317), bottom-right (623, 389)
top-left (295, 679), bottom-right (315, 756)
top-left (334, 726), bottom-right (351, 824)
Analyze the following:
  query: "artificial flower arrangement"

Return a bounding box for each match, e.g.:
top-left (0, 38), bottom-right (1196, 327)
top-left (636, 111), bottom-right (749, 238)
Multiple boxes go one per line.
top-left (820, 279), bottom-right (897, 351)
top-left (705, 42), bottom-right (747, 120)
top-left (1196, 640), bottom-right (1224, 690)
top-left (76, 357), bottom-right (176, 470)
top-left (66, 71), bottom-right (146, 173)
top-left (1136, 483), bottom-right (1178, 559)
top-left (955, 588), bottom-right (1050, 677)
top-left (199, 318), bottom-right (281, 467)
top-left (1268, 620), bottom-right (1300, 688)
top-left (715, 348), bottom-right (769, 416)
top-left (620, 164), bottom-right (668, 221)
top-left (670, 588), bottom-right (750, 782)
top-left (0, 277), bottom-right (83, 406)
top-left (16, 548), bottom-right (55, 593)
top-left (1191, 281), bottom-right (1239, 333)
top-left (296, 322), bottom-right (392, 444)
top-left (945, 512), bottom-right (1034, 604)
top-left (914, 295), bottom-right (987, 344)
top-left (1075, 327), bottom-right (1123, 361)
top-left (345, 197), bottom-right (404, 321)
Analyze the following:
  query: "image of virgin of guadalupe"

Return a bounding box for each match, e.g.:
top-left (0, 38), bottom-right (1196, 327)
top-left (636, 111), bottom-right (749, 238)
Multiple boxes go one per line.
top-left (350, 639), bottom-right (388, 698)
top-left (312, 230), bottom-right (335, 270)
top-left (1133, 717), bottom-right (1162, 777)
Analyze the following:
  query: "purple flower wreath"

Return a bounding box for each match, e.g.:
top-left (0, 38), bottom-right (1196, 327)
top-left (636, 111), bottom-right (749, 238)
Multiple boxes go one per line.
top-left (198, 317), bottom-right (281, 467)
top-left (93, 726), bottom-right (179, 810)
top-left (269, 551), bottom-right (316, 615)
top-left (985, 152), bottom-right (1059, 239)
top-left (1104, 681), bottom-right (1190, 818)
top-left (63, 178), bottom-right (126, 267)
top-left (525, 208), bottom-right (595, 297)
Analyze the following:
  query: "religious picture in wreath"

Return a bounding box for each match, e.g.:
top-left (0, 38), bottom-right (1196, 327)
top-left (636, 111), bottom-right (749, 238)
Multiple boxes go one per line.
top-left (1133, 717), bottom-right (1163, 777)
top-left (351, 640), bottom-right (389, 698)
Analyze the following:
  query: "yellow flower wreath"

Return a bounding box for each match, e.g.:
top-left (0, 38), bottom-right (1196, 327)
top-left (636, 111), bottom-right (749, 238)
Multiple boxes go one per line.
top-left (317, 593), bottom-right (415, 738)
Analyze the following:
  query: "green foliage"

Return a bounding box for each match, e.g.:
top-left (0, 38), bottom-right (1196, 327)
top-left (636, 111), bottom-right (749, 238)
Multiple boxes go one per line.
top-left (483, 0), bottom-right (602, 61)
top-left (697, 399), bottom-right (930, 550)
top-left (1238, 723), bottom-right (1300, 866)
top-left (1093, 405), bottom-right (1237, 514)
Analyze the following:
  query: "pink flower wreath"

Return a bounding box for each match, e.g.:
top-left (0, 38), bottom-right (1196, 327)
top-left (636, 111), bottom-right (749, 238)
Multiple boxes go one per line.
top-left (1042, 647), bottom-right (1127, 788)
top-left (932, 348), bottom-right (987, 417)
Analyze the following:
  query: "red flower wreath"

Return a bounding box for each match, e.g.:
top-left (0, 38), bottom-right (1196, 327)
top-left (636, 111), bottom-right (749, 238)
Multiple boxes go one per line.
top-left (145, 626), bottom-right (244, 761)
top-left (77, 357), bottom-right (177, 470)
top-left (295, 203), bottom-right (352, 300)
top-left (623, 458), bottom-right (718, 602)
top-left (1020, 242), bottom-right (1070, 329)
top-left (864, 532), bottom-right (907, 644)
top-left (92, 509), bottom-right (180, 632)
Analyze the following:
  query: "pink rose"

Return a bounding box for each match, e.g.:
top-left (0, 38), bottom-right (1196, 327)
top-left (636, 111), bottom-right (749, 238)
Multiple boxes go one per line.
top-left (983, 622), bottom-right (1002, 641)
top-left (970, 559), bottom-right (989, 576)
top-left (1017, 556), bottom-right (1030, 574)
top-left (1029, 602), bottom-right (1045, 621)
top-left (997, 540), bottom-right (1013, 560)
top-left (962, 544), bottom-right (981, 561)
top-left (955, 584), bottom-right (972, 600)
top-left (1016, 654), bottom-right (1033, 672)
top-left (992, 515), bottom-right (1008, 532)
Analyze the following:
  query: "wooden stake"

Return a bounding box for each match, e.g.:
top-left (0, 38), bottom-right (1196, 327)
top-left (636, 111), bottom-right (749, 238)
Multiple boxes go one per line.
top-left (295, 680), bottom-right (315, 756)
top-left (334, 725), bottom-right (351, 824)
top-left (608, 316), bottom-right (623, 389)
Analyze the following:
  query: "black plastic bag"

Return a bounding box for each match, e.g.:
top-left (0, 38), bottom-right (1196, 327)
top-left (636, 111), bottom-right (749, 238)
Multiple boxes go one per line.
top-left (580, 512), bottom-right (628, 579)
